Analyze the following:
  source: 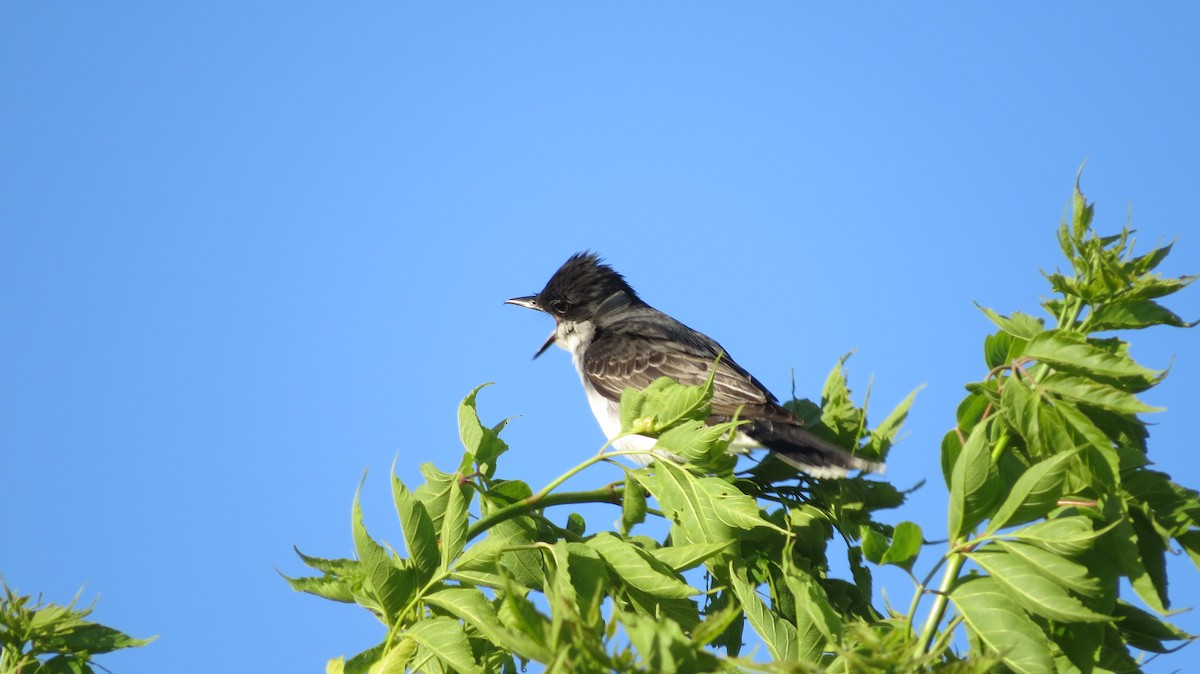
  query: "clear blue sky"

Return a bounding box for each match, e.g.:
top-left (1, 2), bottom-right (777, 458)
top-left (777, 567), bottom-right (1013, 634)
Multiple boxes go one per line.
top-left (2, 4), bottom-right (1198, 672)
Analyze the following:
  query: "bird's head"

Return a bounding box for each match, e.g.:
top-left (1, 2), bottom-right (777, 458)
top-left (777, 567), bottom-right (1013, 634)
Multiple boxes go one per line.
top-left (506, 251), bottom-right (640, 357)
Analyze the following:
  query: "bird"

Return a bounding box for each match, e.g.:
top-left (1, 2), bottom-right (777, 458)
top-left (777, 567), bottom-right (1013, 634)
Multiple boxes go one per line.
top-left (505, 252), bottom-right (883, 478)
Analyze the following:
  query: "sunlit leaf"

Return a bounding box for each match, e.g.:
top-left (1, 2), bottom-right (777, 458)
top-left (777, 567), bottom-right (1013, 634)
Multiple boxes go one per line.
top-left (952, 576), bottom-right (1054, 674)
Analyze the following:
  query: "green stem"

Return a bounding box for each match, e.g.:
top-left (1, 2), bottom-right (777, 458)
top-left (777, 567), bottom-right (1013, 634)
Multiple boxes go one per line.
top-left (466, 487), bottom-right (625, 542)
top-left (465, 449), bottom-right (647, 542)
top-left (917, 548), bottom-right (966, 655)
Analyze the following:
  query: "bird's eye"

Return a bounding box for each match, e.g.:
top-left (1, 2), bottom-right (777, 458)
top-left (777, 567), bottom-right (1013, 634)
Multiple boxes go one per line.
top-left (549, 299), bottom-right (569, 314)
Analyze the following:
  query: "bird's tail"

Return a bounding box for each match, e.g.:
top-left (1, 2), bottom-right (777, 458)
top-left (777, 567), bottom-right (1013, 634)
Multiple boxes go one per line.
top-left (745, 421), bottom-right (884, 479)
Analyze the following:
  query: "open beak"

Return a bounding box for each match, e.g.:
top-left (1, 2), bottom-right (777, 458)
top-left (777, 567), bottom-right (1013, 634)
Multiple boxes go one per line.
top-left (505, 295), bottom-right (556, 359)
top-left (505, 295), bottom-right (541, 311)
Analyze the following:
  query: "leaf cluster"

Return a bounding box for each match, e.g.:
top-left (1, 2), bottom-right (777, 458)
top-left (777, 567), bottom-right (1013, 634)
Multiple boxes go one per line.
top-left (0, 583), bottom-right (154, 674)
top-left (929, 180), bottom-right (1198, 673)
top-left (285, 178), bottom-right (1197, 673)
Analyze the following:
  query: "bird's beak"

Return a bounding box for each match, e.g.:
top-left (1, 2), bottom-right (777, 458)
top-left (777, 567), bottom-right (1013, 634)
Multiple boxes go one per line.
top-left (506, 295), bottom-right (556, 358)
top-left (533, 332), bottom-right (556, 359)
top-left (505, 295), bottom-right (541, 311)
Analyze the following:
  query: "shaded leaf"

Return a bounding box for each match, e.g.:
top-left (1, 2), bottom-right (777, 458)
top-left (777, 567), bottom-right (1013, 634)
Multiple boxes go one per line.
top-left (952, 576), bottom-right (1054, 674)
top-left (985, 450), bottom-right (1078, 534)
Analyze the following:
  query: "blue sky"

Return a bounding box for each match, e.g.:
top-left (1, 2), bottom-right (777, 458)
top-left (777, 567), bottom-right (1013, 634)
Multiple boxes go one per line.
top-left (2, 3), bottom-right (1198, 672)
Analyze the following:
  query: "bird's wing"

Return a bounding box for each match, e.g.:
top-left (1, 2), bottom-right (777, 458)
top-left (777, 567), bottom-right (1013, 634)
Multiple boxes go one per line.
top-left (581, 318), bottom-right (790, 422)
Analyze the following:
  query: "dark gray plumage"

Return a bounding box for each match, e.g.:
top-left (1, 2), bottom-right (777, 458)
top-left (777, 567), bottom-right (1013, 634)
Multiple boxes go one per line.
top-left (507, 252), bottom-right (883, 478)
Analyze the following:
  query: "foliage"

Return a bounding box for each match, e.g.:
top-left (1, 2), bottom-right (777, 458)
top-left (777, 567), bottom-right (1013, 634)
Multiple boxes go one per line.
top-left (286, 179), bottom-right (1197, 673)
top-left (0, 583), bottom-right (154, 674)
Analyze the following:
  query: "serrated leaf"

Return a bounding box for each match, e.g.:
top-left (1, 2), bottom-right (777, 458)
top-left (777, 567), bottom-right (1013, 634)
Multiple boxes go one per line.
top-left (992, 540), bottom-right (1102, 598)
top-left (650, 541), bottom-right (733, 572)
top-left (969, 549), bottom-right (1107, 623)
top-left (985, 450), bottom-right (1078, 534)
top-left (353, 482), bottom-right (415, 623)
top-left (368, 640), bottom-right (415, 674)
top-left (1089, 299), bottom-right (1197, 331)
top-left (1008, 516), bottom-right (1106, 556)
top-left (1128, 509), bottom-right (1170, 612)
top-left (440, 479), bottom-right (468, 572)
top-left (952, 576), bottom-right (1054, 674)
top-left (868, 385), bottom-right (923, 461)
top-left (729, 565), bottom-right (798, 662)
top-left (1108, 516), bottom-right (1167, 614)
top-left (641, 462), bottom-right (780, 552)
top-left (282, 572), bottom-right (355, 603)
top-left (414, 463), bottom-right (456, 531)
top-left (1039, 372), bottom-right (1162, 415)
top-left (293, 548), bottom-right (361, 577)
top-left (458, 384), bottom-right (508, 476)
top-left (587, 533), bottom-right (697, 599)
top-left (1056, 403), bottom-right (1121, 488)
top-left (1113, 601), bottom-right (1193, 653)
top-left (948, 423), bottom-right (1001, 540)
top-left (392, 477), bottom-right (439, 582)
top-left (1025, 331), bottom-right (1163, 387)
top-left (44, 623), bottom-right (156, 655)
top-left (977, 305), bottom-right (1045, 340)
top-left (425, 587), bottom-right (552, 663)
top-left (404, 618), bottom-right (483, 674)
top-left (619, 372), bottom-right (714, 435)
top-left (782, 567), bottom-right (842, 648)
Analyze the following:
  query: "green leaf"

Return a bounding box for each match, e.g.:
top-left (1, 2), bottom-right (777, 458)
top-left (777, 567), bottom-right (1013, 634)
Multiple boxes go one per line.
top-left (1175, 530), bottom-right (1200, 571)
top-left (728, 564), bottom-right (797, 662)
top-left (404, 618), bottom-right (483, 674)
top-left (1009, 516), bottom-right (1106, 557)
top-left (820, 354), bottom-right (865, 443)
top-left (282, 572), bottom-right (355, 603)
top-left (368, 640), bottom-right (415, 674)
top-left (1113, 601), bottom-right (1193, 653)
top-left (969, 549), bottom-right (1107, 623)
top-left (293, 548), bottom-right (361, 576)
top-left (985, 450), bottom-right (1078, 534)
top-left (353, 482), bottom-right (415, 624)
top-left (782, 567), bottom-right (843, 655)
top-left (1108, 516), bottom-right (1168, 613)
top-left (44, 623), bottom-right (156, 655)
top-left (868, 385), bottom-right (923, 461)
top-left (458, 384), bottom-right (509, 476)
top-left (414, 463), bottom-right (456, 531)
top-left (860, 526), bottom-right (888, 565)
top-left (952, 575), bottom-right (1054, 674)
top-left (621, 472), bottom-right (647, 536)
top-left (640, 462), bottom-right (780, 552)
top-left (993, 540), bottom-right (1102, 598)
top-left (1056, 403), bottom-right (1121, 487)
top-left (948, 423), bottom-right (1001, 540)
top-left (440, 479), bottom-right (468, 572)
top-left (587, 533), bottom-right (698, 599)
top-left (1039, 372), bottom-right (1163, 415)
top-left (1024, 331), bottom-right (1163, 387)
top-left (619, 372), bottom-right (714, 435)
top-left (1128, 509), bottom-right (1170, 612)
top-left (878, 521), bottom-right (923, 571)
top-left (1089, 299), bottom-right (1197, 331)
top-left (649, 541), bottom-right (734, 572)
top-left (654, 419), bottom-right (739, 468)
top-left (977, 305), bottom-right (1045, 340)
top-left (425, 587), bottom-right (552, 663)
top-left (392, 476), bottom-right (439, 581)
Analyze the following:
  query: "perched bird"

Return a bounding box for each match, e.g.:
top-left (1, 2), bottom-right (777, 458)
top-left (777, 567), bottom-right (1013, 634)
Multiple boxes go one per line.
top-left (506, 252), bottom-right (882, 478)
